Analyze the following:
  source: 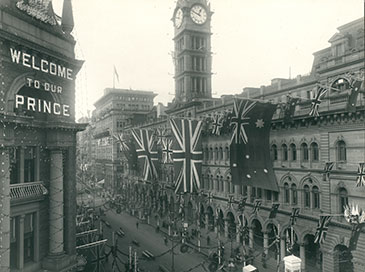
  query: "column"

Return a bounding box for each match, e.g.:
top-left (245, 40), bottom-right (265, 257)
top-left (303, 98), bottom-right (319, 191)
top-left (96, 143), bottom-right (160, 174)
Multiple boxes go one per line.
top-left (249, 228), bottom-right (254, 248)
top-left (0, 148), bottom-right (10, 271)
top-left (234, 185), bottom-right (241, 198)
top-left (17, 215), bottom-right (25, 269)
top-left (280, 236), bottom-right (286, 260)
top-left (224, 181), bottom-right (229, 194)
top-left (49, 150), bottom-right (64, 254)
top-left (300, 243), bottom-right (306, 270)
top-left (34, 146), bottom-right (40, 181)
top-left (264, 232), bottom-right (269, 255)
top-left (18, 147), bottom-right (24, 183)
top-left (224, 220), bottom-right (229, 238)
top-left (33, 211), bottom-right (40, 262)
top-left (205, 214), bottom-right (209, 231)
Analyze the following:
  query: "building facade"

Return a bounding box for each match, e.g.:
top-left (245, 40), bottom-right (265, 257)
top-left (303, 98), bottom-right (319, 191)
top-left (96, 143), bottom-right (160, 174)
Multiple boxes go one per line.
top-left (112, 1), bottom-right (364, 271)
top-left (0, 0), bottom-right (85, 271)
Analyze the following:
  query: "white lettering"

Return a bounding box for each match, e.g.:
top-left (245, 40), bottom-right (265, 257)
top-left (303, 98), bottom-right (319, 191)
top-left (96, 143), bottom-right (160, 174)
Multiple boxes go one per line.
top-left (66, 68), bottom-right (73, 80)
top-left (10, 48), bottom-right (21, 64)
top-left (15, 95), bottom-right (24, 108)
top-left (38, 99), bottom-right (42, 112)
top-left (51, 85), bottom-right (56, 93)
top-left (53, 103), bottom-right (61, 115)
top-left (58, 65), bottom-right (66, 78)
top-left (63, 105), bottom-right (70, 116)
top-left (57, 86), bottom-right (62, 94)
top-left (27, 97), bottom-right (36, 111)
top-left (22, 53), bottom-right (31, 67)
top-left (34, 80), bottom-right (40, 89)
top-left (43, 100), bottom-right (51, 114)
top-left (44, 82), bottom-right (50, 91)
top-left (50, 62), bottom-right (57, 75)
top-left (26, 78), bottom-right (33, 87)
top-left (41, 59), bottom-right (48, 73)
top-left (31, 56), bottom-right (39, 70)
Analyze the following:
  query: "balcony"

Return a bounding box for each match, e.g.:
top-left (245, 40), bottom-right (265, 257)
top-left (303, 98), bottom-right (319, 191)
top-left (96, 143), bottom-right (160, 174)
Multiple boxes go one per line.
top-left (10, 181), bottom-right (48, 204)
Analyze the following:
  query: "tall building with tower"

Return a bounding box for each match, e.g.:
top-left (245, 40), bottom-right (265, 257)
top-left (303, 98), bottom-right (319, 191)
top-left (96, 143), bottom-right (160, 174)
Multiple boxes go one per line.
top-left (0, 0), bottom-right (85, 271)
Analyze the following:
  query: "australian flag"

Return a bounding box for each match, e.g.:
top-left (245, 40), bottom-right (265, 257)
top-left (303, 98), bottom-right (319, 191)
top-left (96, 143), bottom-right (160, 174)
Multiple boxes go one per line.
top-left (131, 129), bottom-right (159, 181)
top-left (356, 163), bottom-right (365, 187)
top-left (230, 99), bottom-right (278, 191)
top-left (170, 118), bottom-right (203, 193)
top-left (314, 216), bottom-right (332, 244)
top-left (347, 79), bottom-right (363, 112)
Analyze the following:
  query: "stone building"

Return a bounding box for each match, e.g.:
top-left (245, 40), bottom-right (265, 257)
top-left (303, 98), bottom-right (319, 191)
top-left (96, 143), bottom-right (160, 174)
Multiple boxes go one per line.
top-left (0, 0), bottom-right (85, 271)
top-left (115, 1), bottom-right (364, 271)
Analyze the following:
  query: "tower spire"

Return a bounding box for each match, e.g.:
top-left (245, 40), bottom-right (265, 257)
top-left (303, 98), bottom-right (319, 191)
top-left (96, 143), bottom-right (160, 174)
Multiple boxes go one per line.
top-left (61, 0), bottom-right (74, 34)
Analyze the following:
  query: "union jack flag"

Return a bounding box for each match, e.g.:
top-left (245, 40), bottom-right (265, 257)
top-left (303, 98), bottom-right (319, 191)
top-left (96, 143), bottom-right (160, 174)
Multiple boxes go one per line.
top-left (230, 99), bottom-right (257, 144)
top-left (156, 128), bottom-right (167, 145)
top-left (161, 138), bottom-right (173, 164)
top-left (269, 203), bottom-right (280, 219)
top-left (211, 114), bottom-right (223, 135)
top-left (314, 215), bottom-right (332, 244)
top-left (112, 133), bottom-right (129, 152)
top-left (289, 208), bottom-right (300, 226)
top-left (252, 200), bottom-right (261, 214)
top-left (309, 85), bottom-right (327, 117)
top-left (323, 161), bottom-right (334, 181)
top-left (356, 163), bottom-right (365, 187)
top-left (131, 129), bottom-right (158, 181)
top-left (170, 118), bottom-right (203, 193)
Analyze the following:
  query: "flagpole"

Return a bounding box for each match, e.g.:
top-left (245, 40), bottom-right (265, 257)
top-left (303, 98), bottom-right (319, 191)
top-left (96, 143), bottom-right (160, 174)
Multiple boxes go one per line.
top-left (113, 69), bottom-right (115, 89)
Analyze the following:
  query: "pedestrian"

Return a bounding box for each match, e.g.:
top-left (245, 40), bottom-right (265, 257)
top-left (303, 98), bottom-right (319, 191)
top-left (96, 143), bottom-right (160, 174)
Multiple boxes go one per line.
top-left (206, 235), bottom-right (210, 245)
top-left (136, 221), bottom-right (139, 229)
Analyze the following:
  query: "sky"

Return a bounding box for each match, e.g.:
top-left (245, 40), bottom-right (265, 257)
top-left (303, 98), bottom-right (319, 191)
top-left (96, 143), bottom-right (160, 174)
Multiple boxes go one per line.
top-left (52, 0), bottom-right (364, 119)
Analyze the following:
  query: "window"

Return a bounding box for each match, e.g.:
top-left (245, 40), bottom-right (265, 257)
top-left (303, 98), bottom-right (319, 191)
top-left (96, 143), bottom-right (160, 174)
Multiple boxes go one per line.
top-left (290, 144), bottom-right (297, 161)
top-left (209, 147), bottom-right (213, 161)
top-left (312, 186), bottom-right (320, 209)
top-left (304, 185), bottom-right (310, 208)
top-left (337, 140), bottom-right (347, 161)
top-left (214, 147), bottom-right (218, 162)
top-left (282, 144), bottom-right (288, 161)
top-left (266, 190), bottom-right (272, 201)
top-left (219, 147), bottom-right (223, 161)
top-left (301, 143), bottom-right (309, 162)
top-left (310, 142), bottom-right (319, 162)
top-left (291, 184), bottom-right (297, 205)
top-left (284, 183), bottom-right (290, 203)
top-left (225, 146), bottom-right (230, 161)
top-left (257, 188), bottom-right (262, 199)
top-left (271, 144), bottom-right (278, 161)
top-left (339, 188), bottom-right (348, 213)
top-left (273, 191), bottom-right (279, 202)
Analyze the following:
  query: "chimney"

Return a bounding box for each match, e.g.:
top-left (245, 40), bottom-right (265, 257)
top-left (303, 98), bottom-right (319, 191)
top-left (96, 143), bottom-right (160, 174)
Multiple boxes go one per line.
top-left (61, 0), bottom-right (74, 34)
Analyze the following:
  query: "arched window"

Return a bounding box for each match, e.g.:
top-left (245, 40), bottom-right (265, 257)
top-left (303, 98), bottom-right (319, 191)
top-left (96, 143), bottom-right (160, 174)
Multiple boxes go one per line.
top-left (284, 183), bottom-right (290, 203)
top-left (290, 143), bottom-right (297, 161)
top-left (225, 146), bottom-right (230, 161)
top-left (271, 144), bottom-right (278, 161)
top-left (291, 184), bottom-right (298, 205)
top-left (282, 144), bottom-right (288, 161)
top-left (219, 147), bottom-right (223, 161)
top-left (210, 175), bottom-right (214, 190)
top-left (304, 185), bottom-right (310, 208)
top-left (310, 142), bottom-right (319, 162)
top-left (214, 147), bottom-right (219, 162)
top-left (337, 140), bottom-right (347, 161)
top-left (204, 147), bottom-right (208, 161)
top-left (301, 143), bottom-right (309, 162)
top-left (312, 186), bottom-right (320, 209)
top-left (219, 176), bottom-right (224, 192)
top-left (339, 188), bottom-right (348, 213)
top-left (209, 147), bottom-right (213, 161)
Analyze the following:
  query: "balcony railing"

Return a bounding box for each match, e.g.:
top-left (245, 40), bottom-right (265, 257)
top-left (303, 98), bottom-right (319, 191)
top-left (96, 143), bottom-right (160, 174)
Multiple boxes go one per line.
top-left (10, 181), bottom-right (48, 203)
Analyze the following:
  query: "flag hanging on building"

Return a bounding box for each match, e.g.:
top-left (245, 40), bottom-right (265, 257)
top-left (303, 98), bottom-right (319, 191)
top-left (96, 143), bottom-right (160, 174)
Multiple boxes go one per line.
top-left (269, 203), bottom-right (280, 219)
top-left (230, 99), bottom-right (278, 191)
top-left (156, 128), bottom-right (167, 145)
top-left (113, 65), bottom-right (119, 82)
top-left (314, 216), bottom-right (332, 244)
top-left (113, 132), bottom-right (129, 152)
top-left (113, 132), bottom-right (138, 171)
top-left (349, 223), bottom-right (363, 251)
top-left (238, 197), bottom-right (247, 212)
top-left (347, 79), bottom-right (363, 112)
top-left (169, 118), bottom-right (203, 193)
top-left (289, 208), bottom-right (300, 226)
top-left (344, 204), bottom-right (365, 250)
top-left (161, 138), bottom-right (173, 164)
top-left (220, 109), bottom-right (233, 135)
top-left (308, 85), bottom-right (327, 117)
top-left (131, 129), bottom-right (159, 181)
top-left (283, 97), bottom-right (299, 123)
top-left (252, 200), bottom-right (262, 214)
top-left (323, 162), bottom-right (334, 181)
top-left (356, 163), bottom-right (365, 187)
top-left (211, 114), bottom-right (223, 135)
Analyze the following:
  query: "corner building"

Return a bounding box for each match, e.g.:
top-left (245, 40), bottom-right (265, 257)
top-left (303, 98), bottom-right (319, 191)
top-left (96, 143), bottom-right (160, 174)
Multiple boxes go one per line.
top-left (0, 1), bottom-right (85, 271)
top-left (118, 1), bottom-right (365, 271)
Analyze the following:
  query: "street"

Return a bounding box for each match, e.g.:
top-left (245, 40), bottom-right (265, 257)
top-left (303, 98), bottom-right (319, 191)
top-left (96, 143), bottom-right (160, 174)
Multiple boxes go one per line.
top-left (102, 209), bottom-right (208, 272)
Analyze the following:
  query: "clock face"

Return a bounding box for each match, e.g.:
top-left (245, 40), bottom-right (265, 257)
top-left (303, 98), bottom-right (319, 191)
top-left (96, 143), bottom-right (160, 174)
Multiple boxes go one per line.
top-left (190, 5), bottom-right (207, 25)
top-left (174, 8), bottom-right (183, 28)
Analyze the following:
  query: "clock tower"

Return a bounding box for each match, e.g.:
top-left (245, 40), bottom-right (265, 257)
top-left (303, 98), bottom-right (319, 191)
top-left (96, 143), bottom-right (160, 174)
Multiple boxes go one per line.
top-left (172, 0), bottom-right (213, 103)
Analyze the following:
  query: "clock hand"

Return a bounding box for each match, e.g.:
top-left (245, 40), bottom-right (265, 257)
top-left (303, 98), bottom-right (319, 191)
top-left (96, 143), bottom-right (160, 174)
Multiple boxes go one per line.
top-left (192, 10), bottom-right (201, 17)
